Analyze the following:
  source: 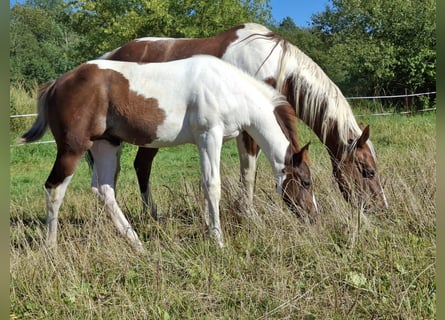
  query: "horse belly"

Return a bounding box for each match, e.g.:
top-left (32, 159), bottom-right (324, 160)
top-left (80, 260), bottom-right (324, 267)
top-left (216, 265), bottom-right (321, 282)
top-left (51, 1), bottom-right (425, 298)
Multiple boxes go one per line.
top-left (141, 122), bottom-right (194, 148)
top-left (223, 130), bottom-right (240, 142)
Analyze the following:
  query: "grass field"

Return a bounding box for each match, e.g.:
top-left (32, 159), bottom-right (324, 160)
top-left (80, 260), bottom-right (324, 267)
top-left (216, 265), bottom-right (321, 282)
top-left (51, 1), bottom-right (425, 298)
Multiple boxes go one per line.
top-left (10, 86), bottom-right (435, 319)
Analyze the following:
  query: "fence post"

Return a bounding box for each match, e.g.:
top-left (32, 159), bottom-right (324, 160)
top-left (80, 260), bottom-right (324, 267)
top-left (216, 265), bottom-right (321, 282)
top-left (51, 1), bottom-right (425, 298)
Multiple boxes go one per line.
top-left (404, 88), bottom-right (409, 113)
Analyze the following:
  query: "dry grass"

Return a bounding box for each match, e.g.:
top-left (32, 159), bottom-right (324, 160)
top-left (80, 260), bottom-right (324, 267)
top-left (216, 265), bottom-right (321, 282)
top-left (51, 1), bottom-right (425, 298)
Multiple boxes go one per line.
top-left (10, 87), bottom-right (435, 319)
top-left (9, 83), bottom-right (37, 134)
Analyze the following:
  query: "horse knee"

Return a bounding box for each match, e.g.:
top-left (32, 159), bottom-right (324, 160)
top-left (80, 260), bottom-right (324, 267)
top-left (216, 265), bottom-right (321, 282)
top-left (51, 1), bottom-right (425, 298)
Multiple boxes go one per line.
top-left (203, 180), bottom-right (221, 201)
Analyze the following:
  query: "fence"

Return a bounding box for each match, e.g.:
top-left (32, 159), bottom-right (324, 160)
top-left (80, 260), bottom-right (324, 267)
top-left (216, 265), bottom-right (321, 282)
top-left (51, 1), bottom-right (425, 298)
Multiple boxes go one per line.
top-left (346, 91), bottom-right (436, 116)
top-left (10, 91), bottom-right (436, 147)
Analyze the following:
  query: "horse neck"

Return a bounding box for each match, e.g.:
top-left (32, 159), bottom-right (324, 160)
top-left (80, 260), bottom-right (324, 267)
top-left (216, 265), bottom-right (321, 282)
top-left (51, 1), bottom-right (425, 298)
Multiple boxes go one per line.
top-left (247, 102), bottom-right (297, 177)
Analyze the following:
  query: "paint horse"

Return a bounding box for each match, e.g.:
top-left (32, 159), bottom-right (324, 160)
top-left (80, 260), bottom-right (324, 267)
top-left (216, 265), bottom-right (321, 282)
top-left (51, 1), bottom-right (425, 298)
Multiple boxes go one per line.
top-left (21, 55), bottom-right (317, 250)
top-left (97, 22), bottom-right (388, 214)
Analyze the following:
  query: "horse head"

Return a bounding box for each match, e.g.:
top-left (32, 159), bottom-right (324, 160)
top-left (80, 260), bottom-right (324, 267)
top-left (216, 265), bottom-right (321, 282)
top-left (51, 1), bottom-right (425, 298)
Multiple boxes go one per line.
top-left (281, 142), bottom-right (318, 222)
top-left (333, 124), bottom-right (388, 212)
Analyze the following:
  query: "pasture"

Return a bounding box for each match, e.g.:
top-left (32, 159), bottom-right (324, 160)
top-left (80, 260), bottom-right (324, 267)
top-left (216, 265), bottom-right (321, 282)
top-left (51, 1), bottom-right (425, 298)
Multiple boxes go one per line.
top-left (10, 86), bottom-right (435, 319)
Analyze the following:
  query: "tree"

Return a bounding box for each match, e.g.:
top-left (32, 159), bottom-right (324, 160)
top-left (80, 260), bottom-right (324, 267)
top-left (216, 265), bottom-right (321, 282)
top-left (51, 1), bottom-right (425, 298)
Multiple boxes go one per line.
top-left (273, 17), bottom-right (330, 71)
top-left (10, 0), bottom-right (273, 85)
top-left (68, 0), bottom-right (273, 59)
top-left (10, 0), bottom-right (82, 86)
top-left (67, 0), bottom-right (173, 59)
top-left (311, 0), bottom-right (436, 97)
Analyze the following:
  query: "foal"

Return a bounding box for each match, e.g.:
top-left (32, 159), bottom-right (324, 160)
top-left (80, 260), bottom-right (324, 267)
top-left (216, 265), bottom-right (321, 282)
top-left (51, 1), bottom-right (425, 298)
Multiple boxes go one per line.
top-left (21, 55), bottom-right (317, 250)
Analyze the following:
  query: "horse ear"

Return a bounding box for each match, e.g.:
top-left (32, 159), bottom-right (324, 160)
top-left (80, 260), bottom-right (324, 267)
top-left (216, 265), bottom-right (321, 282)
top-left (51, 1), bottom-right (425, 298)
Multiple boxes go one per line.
top-left (301, 141), bottom-right (311, 153)
top-left (359, 122), bottom-right (365, 130)
top-left (290, 141), bottom-right (310, 166)
top-left (357, 125), bottom-right (370, 147)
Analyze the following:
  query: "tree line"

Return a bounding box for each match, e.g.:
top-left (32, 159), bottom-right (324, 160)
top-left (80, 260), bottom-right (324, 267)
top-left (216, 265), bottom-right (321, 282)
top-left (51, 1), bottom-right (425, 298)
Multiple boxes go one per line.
top-left (10, 0), bottom-right (436, 103)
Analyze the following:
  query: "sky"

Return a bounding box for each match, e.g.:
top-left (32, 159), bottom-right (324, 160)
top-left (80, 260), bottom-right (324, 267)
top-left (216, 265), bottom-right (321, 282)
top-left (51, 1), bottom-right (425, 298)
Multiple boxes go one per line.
top-left (10, 0), bottom-right (331, 28)
top-left (269, 0), bottom-right (331, 27)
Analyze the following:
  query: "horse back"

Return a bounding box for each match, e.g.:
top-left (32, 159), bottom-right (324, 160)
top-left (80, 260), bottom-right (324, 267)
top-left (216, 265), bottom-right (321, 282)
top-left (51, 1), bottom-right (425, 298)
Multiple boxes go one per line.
top-left (105, 25), bottom-right (244, 63)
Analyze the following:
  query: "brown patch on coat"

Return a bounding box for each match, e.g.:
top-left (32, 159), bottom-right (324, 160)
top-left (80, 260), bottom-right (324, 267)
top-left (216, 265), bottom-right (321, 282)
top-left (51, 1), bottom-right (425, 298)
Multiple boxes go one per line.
top-left (47, 64), bottom-right (166, 148)
top-left (42, 63), bottom-right (167, 187)
top-left (263, 77), bottom-right (277, 88)
top-left (241, 131), bottom-right (259, 156)
top-left (273, 103), bottom-right (300, 158)
top-left (101, 68), bottom-right (166, 145)
top-left (280, 75), bottom-right (326, 140)
top-left (107, 24), bottom-right (244, 63)
top-left (273, 103), bottom-right (317, 218)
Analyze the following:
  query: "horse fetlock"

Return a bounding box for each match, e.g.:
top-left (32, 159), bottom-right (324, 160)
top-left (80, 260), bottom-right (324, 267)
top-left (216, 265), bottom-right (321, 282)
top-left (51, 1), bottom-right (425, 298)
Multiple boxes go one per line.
top-left (131, 239), bottom-right (146, 254)
top-left (209, 227), bottom-right (224, 248)
top-left (45, 230), bottom-right (58, 249)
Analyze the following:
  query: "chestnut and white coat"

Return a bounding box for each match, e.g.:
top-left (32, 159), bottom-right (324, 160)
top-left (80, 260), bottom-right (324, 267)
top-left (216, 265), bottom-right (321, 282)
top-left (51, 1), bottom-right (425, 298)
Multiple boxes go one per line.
top-left (21, 55), bottom-right (317, 250)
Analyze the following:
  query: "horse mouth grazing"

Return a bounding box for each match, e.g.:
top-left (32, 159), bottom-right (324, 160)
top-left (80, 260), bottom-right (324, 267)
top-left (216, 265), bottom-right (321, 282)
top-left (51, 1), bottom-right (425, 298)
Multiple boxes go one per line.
top-left (363, 197), bottom-right (389, 213)
top-left (283, 197), bottom-right (318, 224)
top-left (342, 188), bottom-right (389, 213)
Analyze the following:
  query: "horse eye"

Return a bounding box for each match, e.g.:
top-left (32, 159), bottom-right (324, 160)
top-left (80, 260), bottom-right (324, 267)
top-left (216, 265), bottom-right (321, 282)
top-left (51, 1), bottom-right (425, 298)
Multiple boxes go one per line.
top-left (361, 167), bottom-right (375, 179)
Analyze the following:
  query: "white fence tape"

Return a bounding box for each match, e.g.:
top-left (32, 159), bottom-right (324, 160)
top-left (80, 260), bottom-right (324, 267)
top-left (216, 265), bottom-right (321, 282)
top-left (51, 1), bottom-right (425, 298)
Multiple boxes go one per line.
top-left (14, 140), bottom-right (55, 146)
top-left (356, 107), bottom-right (436, 117)
top-left (10, 113), bottom-right (38, 118)
top-left (346, 91), bottom-right (436, 100)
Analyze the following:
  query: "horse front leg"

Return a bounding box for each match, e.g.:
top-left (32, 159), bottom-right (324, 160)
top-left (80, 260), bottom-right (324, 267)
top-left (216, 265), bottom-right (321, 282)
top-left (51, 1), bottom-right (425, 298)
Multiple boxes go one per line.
top-left (197, 129), bottom-right (224, 248)
top-left (90, 140), bottom-right (145, 253)
top-left (236, 132), bottom-right (260, 212)
top-left (134, 147), bottom-right (159, 219)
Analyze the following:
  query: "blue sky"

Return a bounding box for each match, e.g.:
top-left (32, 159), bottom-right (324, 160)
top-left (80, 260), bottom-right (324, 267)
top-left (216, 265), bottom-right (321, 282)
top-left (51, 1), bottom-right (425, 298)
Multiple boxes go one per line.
top-left (269, 0), bottom-right (331, 27)
top-left (10, 0), bottom-right (331, 28)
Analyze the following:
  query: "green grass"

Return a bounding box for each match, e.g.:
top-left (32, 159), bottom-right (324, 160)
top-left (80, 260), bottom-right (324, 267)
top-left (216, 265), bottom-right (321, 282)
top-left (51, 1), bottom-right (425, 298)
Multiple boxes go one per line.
top-left (10, 86), bottom-right (435, 319)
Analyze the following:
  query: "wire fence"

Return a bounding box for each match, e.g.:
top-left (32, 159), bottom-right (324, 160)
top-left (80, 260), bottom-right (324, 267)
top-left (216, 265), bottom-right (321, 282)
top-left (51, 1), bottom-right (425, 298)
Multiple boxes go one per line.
top-left (10, 91), bottom-right (436, 147)
top-left (346, 91), bottom-right (436, 100)
top-left (347, 91), bottom-right (436, 117)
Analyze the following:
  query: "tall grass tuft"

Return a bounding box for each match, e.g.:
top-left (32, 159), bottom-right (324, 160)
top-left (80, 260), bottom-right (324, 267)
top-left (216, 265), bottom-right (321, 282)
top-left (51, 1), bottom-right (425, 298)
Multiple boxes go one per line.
top-left (10, 82), bottom-right (38, 135)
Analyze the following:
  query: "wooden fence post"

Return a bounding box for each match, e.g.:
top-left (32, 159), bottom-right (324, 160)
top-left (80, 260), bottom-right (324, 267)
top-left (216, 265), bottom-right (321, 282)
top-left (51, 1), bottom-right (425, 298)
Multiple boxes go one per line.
top-left (404, 88), bottom-right (409, 113)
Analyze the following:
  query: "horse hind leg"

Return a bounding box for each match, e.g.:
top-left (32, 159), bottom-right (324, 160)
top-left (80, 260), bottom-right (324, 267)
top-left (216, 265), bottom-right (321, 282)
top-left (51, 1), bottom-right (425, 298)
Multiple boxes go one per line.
top-left (45, 150), bottom-right (85, 248)
top-left (133, 147), bottom-right (159, 220)
top-left (91, 140), bottom-right (122, 203)
top-left (235, 133), bottom-right (260, 214)
top-left (90, 140), bottom-right (145, 253)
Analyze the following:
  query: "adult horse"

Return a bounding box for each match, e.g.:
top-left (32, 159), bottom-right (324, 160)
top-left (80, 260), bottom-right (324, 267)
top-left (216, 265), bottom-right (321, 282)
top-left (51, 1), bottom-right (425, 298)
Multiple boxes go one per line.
top-left (21, 55), bottom-right (317, 250)
top-left (97, 22), bottom-right (388, 214)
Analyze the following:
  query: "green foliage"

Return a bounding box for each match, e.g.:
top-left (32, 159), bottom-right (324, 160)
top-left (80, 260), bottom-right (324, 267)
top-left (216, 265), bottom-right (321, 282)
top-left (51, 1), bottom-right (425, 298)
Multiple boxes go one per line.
top-left (311, 0), bottom-right (436, 97)
top-left (68, 0), bottom-right (272, 59)
top-left (10, 0), bottom-right (273, 83)
top-left (68, 0), bottom-right (173, 59)
top-left (10, 0), bottom-right (83, 87)
top-left (272, 17), bottom-right (330, 69)
top-left (10, 0), bottom-right (436, 105)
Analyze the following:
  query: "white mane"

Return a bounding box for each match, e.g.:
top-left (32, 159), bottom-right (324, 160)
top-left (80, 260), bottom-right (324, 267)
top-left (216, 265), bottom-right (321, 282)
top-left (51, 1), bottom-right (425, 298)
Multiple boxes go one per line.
top-left (275, 40), bottom-right (367, 152)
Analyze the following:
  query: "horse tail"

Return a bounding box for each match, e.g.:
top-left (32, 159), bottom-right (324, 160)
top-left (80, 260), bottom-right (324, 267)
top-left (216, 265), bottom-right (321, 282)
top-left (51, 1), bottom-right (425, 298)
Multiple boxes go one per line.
top-left (19, 80), bottom-right (55, 143)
